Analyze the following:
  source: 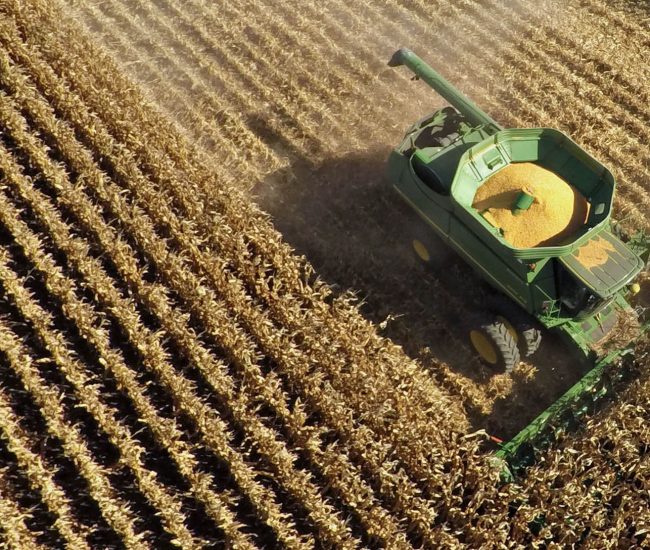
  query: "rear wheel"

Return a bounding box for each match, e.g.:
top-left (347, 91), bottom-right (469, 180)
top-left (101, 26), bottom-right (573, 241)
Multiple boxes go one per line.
top-left (468, 316), bottom-right (520, 373)
top-left (410, 225), bottom-right (439, 266)
top-left (412, 238), bottom-right (431, 263)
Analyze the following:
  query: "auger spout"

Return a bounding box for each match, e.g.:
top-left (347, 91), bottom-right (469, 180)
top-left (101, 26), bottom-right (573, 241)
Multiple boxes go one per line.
top-left (389, 47), bottom-right (502, 130)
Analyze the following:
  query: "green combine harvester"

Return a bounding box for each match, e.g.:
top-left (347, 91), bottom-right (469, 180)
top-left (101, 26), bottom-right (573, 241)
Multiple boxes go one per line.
top-left (387, 48), bottom-right (648, 477)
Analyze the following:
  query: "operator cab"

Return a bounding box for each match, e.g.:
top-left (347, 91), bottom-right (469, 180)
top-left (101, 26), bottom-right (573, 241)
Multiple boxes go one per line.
top-left (556, 263), bottom-right (611, 319)
top-left (556, 230), bottom-right (643, 319)
top-left (559, 231), bottom-right (643, 296)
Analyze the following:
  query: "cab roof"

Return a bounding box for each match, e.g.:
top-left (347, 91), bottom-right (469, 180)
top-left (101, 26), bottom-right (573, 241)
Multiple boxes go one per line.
top-left (559, 230), bottom-right (643, 298)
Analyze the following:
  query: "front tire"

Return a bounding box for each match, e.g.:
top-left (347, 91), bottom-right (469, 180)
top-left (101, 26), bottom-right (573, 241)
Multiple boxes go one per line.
top-left (486, 295), bottom-right (542, 357)
top-left (469, 316), bottom-right (520, 374)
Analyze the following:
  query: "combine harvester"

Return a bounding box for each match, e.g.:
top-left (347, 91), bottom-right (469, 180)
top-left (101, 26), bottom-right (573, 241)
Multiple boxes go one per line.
top-left (387, 48), bottom-right (648, 477)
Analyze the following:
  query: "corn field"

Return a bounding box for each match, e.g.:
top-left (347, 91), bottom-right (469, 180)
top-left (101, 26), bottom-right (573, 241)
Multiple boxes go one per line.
top-left (0, 0), bottom-right (647, 548)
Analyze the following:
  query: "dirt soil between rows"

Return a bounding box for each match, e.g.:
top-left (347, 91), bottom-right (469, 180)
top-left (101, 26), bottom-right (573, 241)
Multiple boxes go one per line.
top-left (254, 147), bottom-right (598, 439)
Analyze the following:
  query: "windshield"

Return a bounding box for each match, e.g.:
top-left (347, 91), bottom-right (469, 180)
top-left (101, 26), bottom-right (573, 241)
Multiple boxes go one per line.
top-left (557, 263), bottom-right (606, 318)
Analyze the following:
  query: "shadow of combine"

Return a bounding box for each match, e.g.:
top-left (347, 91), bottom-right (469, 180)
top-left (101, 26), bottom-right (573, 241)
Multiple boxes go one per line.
top-left (253, 147), bottom-right (482, 373)
top-left (250, 125), bottom-right (592, 439)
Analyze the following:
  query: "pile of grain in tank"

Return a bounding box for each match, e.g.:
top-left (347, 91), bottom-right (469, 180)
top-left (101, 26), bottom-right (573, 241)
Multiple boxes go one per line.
top-left (472, 162), bottom-right (590, 248)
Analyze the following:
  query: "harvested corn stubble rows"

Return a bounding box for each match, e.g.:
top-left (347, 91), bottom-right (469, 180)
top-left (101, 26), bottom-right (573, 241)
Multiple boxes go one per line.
top-left (0, 0), bottom-right (647, 548)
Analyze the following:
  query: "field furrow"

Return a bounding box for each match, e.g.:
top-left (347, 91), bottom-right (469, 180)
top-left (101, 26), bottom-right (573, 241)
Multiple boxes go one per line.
top-left (193, 0), bottom-right (385, 144)
top-left (462, 0), bottom-right (650, 132)
top-left (0, 466), bottom-right (49, 550)
top-left (0, 386), bottom-right (92, 549)
top-left (157, 0), bottom-right (360, 150)
top-left (0, 245), bottom-right (204, 547)
top-left (0, 319), bottom-right (149, 549)
top-left (582, 0), bottom-right (650, 75)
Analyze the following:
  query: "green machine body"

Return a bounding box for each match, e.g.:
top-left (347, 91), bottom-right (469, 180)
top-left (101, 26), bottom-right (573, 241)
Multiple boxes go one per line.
top-left (387, 47), bottom-right (647, 475)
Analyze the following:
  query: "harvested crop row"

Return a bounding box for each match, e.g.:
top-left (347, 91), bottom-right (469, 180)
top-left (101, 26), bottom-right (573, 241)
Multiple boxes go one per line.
top-left (524, 16), bottom-right (650, 124)
top-left (579, 0), bottom-right (650, 85)
top-left (181, 0), bottom-right (435, 149)
top-left (85, 0), bottom-right (326, 161)
top-left (76, 0), bottom-right (284, 177)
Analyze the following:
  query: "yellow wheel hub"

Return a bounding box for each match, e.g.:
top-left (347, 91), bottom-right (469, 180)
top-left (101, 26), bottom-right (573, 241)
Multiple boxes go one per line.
top-left (470, 330), bottom-right (498, 365)
top-left (412, 239), bottom-right (430, 262)
top-left (496, 316), bottom-right (518, 343)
